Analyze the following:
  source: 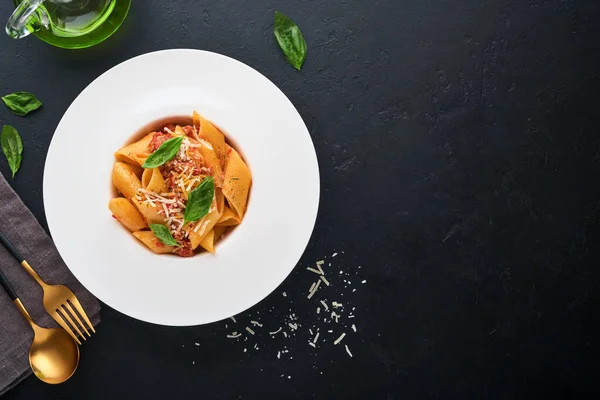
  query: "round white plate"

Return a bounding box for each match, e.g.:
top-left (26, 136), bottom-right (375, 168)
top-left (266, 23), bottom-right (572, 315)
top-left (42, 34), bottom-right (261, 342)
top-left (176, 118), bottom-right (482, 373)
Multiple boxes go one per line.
top-left (44, 49), bottom-right (320, 326)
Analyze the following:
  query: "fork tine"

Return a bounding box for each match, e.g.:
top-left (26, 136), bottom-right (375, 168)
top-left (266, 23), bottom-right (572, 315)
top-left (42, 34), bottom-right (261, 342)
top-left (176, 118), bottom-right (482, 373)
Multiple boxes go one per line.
top-left (54, 310), bottom-right (82, 345)
top-left (68, 296), bottom-right (95, 333)
top-left (57, 307), bottom-right (86, 341)
top-left (64, 302), bottom-right (91, 337)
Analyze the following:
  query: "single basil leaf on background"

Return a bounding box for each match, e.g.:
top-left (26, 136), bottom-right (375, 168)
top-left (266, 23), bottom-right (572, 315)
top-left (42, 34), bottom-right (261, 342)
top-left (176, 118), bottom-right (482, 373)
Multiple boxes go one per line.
top-left (1, 125), bottom-right (23, 178)
top-left (2, 92), bottom-right (42, 116)
top-left (274, 11), bottom-right (307, 71)
top-left (184, 176), bottom-right (215, 225)
top-left (149, 224), bottom-right (179, 247)
top-left (142, 136), bottom-right (184, 168)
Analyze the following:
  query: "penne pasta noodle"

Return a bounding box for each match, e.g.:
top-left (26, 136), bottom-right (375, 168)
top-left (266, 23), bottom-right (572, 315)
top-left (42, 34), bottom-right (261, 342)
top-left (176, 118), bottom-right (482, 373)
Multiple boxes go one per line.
top-left (193, 111), bottom-right (226, 164)
top-left (133, 231), bottom-right (175, 254)
top-left (142, 168), bottom-right (167, 194)
top-left (216, 205), bottom-right (241, 227)
top-left (113, 162), bottom-right (142, 199)
top-left (130, 196), bottom-right (166, 225)
top-left (222, 145), bottom-right (251, 219)
top-left (114, 132), bottom-right (153, 166)
top-left (109, 198), bottom-right (147, 232)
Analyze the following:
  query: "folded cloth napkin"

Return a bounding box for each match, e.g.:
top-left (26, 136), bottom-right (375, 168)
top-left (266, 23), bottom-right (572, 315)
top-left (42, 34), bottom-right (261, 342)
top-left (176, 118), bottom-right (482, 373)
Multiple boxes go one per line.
top-left (0, 172), bottom-right (101, 395)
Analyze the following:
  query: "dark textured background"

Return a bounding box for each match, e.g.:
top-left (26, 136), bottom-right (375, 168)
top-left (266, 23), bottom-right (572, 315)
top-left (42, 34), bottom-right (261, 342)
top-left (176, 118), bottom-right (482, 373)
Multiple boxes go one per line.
top-left (2, 0), bottom-right (600, 398)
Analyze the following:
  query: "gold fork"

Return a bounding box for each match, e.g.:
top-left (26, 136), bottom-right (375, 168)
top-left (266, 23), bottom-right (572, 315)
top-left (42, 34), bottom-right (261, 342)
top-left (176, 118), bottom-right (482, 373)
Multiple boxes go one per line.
top-left (0, 230), bottom-right (95, 345)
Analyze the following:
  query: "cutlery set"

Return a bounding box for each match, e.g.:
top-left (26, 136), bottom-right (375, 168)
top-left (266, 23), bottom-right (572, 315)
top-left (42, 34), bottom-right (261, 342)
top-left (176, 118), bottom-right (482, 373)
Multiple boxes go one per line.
top-left (0, 230), bottom-right (93, 384)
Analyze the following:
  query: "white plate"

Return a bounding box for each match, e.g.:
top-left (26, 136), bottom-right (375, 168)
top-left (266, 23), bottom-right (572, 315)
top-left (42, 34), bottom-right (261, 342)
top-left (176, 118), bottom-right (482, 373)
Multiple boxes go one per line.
top-left (43, 49), bottom-right (320, 326)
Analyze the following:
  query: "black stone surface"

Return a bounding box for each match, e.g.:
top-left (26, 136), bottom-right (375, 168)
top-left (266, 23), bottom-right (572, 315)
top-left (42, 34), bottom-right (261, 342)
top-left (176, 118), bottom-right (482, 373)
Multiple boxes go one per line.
top-left (2, 0), bottom-right (600, 398)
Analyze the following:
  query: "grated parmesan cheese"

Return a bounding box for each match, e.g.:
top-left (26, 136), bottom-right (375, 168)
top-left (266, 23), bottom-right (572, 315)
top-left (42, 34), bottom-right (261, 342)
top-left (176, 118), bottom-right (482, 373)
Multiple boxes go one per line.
top-left (345, 344), bottom-right (353, 358)
top-left (316, 264), bottom-right (324, 275)
top-left (334, 333), bottom-right (346, 345)
top-left (307, 267), bottom-right (322, 275)
top-left (246, 327), bottom-right (255, 335)
top-left (269, 327), bottom-right (282, 335)
top-left (320, 300), bottom-right (329, 311)
top-left (320, 275), bottom-right (330, 286)
top-left (250, 320), bottom-right (263, 327)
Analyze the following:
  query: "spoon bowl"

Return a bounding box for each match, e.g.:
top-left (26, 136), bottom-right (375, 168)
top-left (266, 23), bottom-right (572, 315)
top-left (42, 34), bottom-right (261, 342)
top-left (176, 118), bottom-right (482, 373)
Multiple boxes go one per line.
top-left (29, 324), bottom-right (80, 384)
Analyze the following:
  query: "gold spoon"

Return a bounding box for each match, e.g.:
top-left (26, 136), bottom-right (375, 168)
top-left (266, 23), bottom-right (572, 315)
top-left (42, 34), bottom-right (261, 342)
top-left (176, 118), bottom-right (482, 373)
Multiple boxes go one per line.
top-left (0, 267), bottom-right (79, 384)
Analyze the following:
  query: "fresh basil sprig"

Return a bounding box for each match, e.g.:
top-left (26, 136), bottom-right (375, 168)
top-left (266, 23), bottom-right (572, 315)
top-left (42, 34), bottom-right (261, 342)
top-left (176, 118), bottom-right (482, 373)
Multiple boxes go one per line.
top-left (274, 11), bottom-right (307, 71)
top-left (143, 136), bottom-right (183, 168)
top-left (184, 176), bottom-right (215, 225)
top-left (1, 125), bottom-right (23, 178)
top-left (149, 224), bottom-right (179, 247)
top-left (2, 92), bottom-right (42, 116)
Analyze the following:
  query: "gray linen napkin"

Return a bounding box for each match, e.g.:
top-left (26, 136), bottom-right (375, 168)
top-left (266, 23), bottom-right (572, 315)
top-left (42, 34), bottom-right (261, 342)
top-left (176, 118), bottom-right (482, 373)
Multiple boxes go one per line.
top-left (0, 172), bottom-right (101, 395)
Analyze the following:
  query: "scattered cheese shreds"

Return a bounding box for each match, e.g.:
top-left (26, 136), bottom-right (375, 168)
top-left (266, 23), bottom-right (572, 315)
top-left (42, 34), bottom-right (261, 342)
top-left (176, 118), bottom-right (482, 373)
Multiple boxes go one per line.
top-left (269, 327), bottom-right (282, 335)
top-left (320, 275), bottom-right (330, 286)
top-left (307, 267), bottom-right (322, 275)
top-left (277, 351), bottom-right (281, 359)
top-left (227, 333), bottom-right (242, 339)
top-left (309, 282), bottom-right (316, 293)
top-left (230, 316), bottom-right (237, 323)
top-left (352, 324), bottom-right (357, 332)
top-left (309, 342), bottom-right (316, 348)
top-left (246, 327), bottom-right (255, 335)
top-left (332, 301), bottom-right (343, 308)
top-left (362, 280), bottom-right (367, 284)
top-left (345, 344), bottom-right (353, 358)
top-left (316, 264), bottom-right (325, 275)
top-left (309, 328), bottom-right (314, 335)
top-left (334, 332), bottom-right (346, 345)
top-left (320, 300), bottom-right (329, 311)
top-left (308, 279), bottom-right (322, 299)
top-left (313, 332), bottom-right (320, 343)
top-left (332, 252), bottom-right (338, 257)
top-left (316, 260), bottom-right (325, 266)
top-left (282, 292), bottom-right (287, 297)
top-left (250, 320), bottom-right (263, 327)
top-left (317, 307), bottom-right (321, 314)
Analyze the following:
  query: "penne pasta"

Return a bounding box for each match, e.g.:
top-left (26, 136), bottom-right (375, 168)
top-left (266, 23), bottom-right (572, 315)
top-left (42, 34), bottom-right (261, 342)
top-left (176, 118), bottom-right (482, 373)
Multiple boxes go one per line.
top-left (193, 111), bottom-right (226, 164)
top-left (142, 168), bottom-right (167, 194)
top-left (222, 145), bottom-right (251, 219)
top-left (198, 226), bottom-right (227, 254)
top-left (114, 132), bottom-right (153, 166)
top-left (130, 196), bottom-right (166, 225)
top-left (113, 162), bottom-right (142, 199)
top-left (109, 198), bottom-right (147, 232)
top-left (185, 201), bottom-right (223, 250)
top-left (133, 231), bottom-right (175, 254)
top-left (216, 205), bottom-right (241, 227)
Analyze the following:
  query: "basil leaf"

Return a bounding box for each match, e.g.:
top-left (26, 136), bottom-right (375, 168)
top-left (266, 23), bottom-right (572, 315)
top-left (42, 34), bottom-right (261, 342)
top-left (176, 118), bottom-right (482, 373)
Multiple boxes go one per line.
top-left (1, 125), bottom-right (23, 178)
top-left (149, 224), bottom-right (179, 247)
top-left (274, 11), bottom-right (307, 71)
top-left (2, 92), bottom-right (42, 116)
top-left (184, 176), bottom-right (215, 225)
top-left (142, 136), bottom-right (183, 168)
